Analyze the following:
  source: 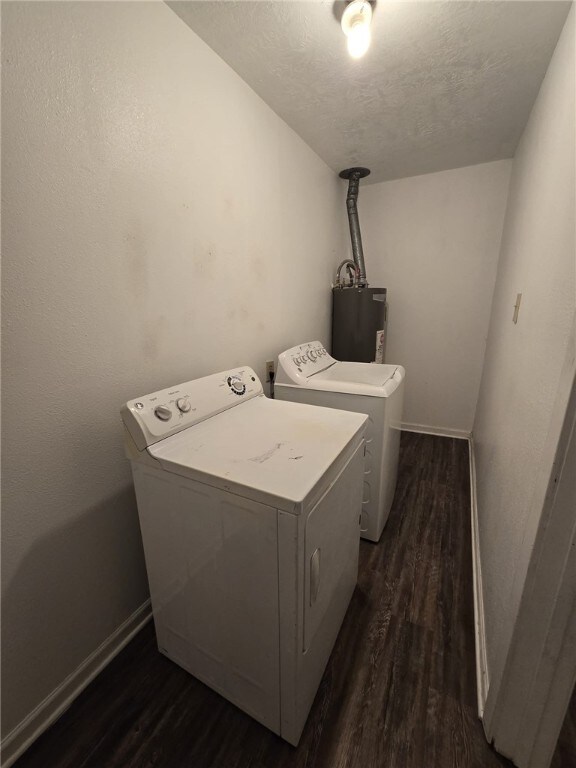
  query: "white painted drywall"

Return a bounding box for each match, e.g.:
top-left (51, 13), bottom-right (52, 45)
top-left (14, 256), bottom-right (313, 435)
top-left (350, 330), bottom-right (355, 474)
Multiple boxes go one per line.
top-left (473, 5), bottom-right (575, 703)
top-left (360, 160), bottom-right (512, 434)
top-left (1, 1), bottom-right (344, 740)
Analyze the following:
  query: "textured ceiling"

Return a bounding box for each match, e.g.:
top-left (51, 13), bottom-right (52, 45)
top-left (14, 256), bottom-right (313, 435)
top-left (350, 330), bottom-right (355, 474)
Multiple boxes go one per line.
top-left (168, 1), bottom-right (571, 184)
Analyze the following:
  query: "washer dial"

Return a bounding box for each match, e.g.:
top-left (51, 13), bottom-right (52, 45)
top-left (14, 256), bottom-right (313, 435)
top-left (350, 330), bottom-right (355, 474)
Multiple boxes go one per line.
top-left (227, 376), bottom-right (246, 396)
top-left (176, 398), bottom-right (191, 413)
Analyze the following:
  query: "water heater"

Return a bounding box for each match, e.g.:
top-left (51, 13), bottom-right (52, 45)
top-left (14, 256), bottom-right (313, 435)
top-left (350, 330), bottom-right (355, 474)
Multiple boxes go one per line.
top-left (332, 286), bottom-right (387, 363)
top-left (332, 167), bottom-right (388, 363)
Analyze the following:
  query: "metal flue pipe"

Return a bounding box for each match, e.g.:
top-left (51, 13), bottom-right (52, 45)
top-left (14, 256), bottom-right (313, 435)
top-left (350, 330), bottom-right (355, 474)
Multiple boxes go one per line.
top-left (339, 166), bottom-right (371, 286)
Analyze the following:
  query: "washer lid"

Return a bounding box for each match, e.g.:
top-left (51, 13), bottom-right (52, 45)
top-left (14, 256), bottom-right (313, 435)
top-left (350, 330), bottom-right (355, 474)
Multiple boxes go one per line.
top-left (275, 341), bottom-right (404, 397)
top-left (308, 361), bottom-right (404, 397)
top-left (147, 396), bottom-right (367, 510)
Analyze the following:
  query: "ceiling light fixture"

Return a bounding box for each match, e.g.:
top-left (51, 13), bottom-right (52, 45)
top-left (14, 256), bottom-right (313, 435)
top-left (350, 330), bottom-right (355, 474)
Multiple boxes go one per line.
top-left (341, 0), bottom-right (373, 59)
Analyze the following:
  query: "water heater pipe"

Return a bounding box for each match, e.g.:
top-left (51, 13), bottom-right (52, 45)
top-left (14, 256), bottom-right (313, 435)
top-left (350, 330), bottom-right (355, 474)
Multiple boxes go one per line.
top-left (335, 259), bottom-right (360, 287)
top-left (339, 166), bottom-right (371, 286)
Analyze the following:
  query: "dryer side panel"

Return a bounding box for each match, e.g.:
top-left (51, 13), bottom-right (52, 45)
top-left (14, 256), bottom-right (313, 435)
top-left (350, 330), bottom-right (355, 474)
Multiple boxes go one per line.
top-left (303, 441), bottom-right (364, 654)
top-left (278, 440), bottom-right (364, 745)
top-left (131, 464), bottom-right (281, 734)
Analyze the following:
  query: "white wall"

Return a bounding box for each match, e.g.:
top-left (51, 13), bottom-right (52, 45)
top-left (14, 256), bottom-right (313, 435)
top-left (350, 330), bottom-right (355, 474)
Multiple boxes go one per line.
top-left (361, 160), bottom-right (512, 434)
top-left (473, 6), bottom-right (575, 702)
top-left (1, 1), bottom-right (344, 742)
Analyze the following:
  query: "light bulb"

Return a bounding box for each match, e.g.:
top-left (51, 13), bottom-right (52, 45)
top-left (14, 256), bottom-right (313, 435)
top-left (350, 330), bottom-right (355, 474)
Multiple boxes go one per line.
top-left (347, 22), bottom-right (371, 59)
top-left (341, 1), bottom-right (373, 60)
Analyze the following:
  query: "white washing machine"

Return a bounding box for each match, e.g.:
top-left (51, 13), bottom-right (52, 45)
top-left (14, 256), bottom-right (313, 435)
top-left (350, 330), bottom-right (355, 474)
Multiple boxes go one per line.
top-left (275, 341), bottom-right (405, 543)
top-left (121, 366), bottom-right (367, 746)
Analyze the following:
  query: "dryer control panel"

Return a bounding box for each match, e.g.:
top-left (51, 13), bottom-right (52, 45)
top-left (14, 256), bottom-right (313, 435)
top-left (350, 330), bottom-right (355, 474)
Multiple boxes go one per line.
top-left (275, 341), bottom-right (337, 386)
top-left (122, 367), bottom-right (263, 451)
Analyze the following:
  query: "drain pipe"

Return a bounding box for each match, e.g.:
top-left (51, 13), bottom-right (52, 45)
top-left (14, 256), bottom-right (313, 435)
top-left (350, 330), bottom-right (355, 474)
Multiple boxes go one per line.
top-left (339, 167), bottom-right (370, 286)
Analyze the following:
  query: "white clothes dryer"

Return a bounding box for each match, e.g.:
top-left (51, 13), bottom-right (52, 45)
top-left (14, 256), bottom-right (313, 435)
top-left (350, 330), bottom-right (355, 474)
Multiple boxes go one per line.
top-left (275, 341), bottom-right (405, 543)
top-left (121, 366), bottom-right (367, 745)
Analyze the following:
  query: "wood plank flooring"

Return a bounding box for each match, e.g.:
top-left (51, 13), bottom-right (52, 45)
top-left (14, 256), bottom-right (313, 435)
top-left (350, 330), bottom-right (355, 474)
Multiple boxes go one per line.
top-left (15, 432), bottom-right (514, 768)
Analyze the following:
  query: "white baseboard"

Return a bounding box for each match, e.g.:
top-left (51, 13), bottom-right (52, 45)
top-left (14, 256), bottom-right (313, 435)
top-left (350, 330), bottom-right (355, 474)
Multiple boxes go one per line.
top-left (468, 436), bottom-right (489, 718)
top-left (1, 600), bottom-right (152, 768)
top-left (401, 422), bottom-right (471, 440)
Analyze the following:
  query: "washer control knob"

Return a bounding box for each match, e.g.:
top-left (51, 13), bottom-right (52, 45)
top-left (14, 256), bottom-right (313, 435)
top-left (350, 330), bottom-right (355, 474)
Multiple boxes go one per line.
top-left (154, 405), bottom-right (172, 421)
top-left (308, 350), bottom-right (317, 361)
top-left (227, 376), bottom-right (246, 395)
top-left (176, 398), bottom-right (191, 413)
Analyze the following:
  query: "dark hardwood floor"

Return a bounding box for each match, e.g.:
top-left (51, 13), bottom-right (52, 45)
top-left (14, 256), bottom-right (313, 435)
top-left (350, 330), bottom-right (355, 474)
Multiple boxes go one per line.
top-left (15, 432), bottom-right (514, 768)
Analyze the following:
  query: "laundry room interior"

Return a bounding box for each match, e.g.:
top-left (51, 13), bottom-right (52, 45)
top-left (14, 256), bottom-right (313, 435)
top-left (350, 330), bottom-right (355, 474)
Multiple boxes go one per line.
top-left (2, 1), bottom-right (575, 767)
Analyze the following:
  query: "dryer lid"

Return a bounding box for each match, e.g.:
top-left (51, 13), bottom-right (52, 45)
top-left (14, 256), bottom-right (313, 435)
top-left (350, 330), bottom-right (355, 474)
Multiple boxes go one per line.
top-left (147, 396), bottom-right (367, 511)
